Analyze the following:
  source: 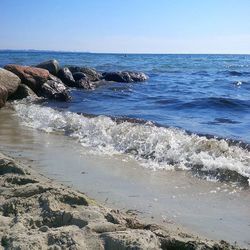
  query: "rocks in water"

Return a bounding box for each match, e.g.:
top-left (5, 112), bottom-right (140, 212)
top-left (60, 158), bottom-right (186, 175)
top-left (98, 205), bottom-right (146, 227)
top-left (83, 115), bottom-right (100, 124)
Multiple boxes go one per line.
top-left (9, 84), bottom-right (38, 100)
top-left (4, 64), bottom-right (70, 101)
top-left (4, 64), bottom-right (50, 92)
top-left (57, 67), bottom-right (75, 87)
top-left (1, 60), bottom-right (148, 105)
top-left (102, 71), bottom-right (148, 83)
top-left (36, 59), bottom-right (60, 76)
top-left (68, 66), bottom-right (101, 82)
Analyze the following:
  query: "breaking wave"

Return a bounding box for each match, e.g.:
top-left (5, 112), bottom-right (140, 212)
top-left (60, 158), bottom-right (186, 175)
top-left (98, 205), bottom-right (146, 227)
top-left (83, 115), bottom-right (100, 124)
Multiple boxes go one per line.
top-left (13, 102), bottom-right (250, 186)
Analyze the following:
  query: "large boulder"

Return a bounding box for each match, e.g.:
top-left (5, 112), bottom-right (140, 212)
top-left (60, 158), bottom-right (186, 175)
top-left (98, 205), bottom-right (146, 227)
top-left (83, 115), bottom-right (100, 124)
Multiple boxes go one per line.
top-left (57, 67), bottom-right (75, 87)
top-left (0, 68), bottom-right (21, 96)
top-left (102, 71), bottom-right (148, 83)
top-left (68, 66), bottom-right (101, 82)
top-left (0, 86), bottom-right (8, 108)
top-left (9, 84), bottom-right (38, 100)
top-left (41, 75), bottom-right (71, 101)
top-left (4, 64), bottom-right (70, 101)
top-left (36, 59), bottom-right (60, 76)
top-left (4, 64), bottom-right (50, 92)
top-left (0, 67), bottom-right (21, 108)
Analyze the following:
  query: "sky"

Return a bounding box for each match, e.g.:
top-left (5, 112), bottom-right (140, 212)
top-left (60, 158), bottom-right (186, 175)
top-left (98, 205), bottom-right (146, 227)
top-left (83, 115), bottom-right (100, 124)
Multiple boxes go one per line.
top-left (0, 0), bottom-right (250, 54)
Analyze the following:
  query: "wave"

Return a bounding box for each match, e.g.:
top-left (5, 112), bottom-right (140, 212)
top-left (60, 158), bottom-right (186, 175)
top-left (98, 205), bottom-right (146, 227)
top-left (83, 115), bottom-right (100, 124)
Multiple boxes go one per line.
top-left (180, 97), bottom-right (250, 110)
top-left (13, 101), bottom-right (250, 186)
top-left (218, 70), bottom-right (250, 76)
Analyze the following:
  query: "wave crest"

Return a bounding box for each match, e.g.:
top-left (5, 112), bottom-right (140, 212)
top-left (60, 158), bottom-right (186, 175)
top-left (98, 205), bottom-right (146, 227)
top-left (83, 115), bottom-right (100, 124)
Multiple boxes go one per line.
top-left (13, 102), bottom-right (250, 186)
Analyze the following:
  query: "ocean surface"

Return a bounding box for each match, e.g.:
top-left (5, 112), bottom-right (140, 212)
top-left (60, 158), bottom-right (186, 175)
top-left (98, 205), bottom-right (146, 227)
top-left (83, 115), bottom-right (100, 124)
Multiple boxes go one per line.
top-left (1, 51), bottom-right (250, 185)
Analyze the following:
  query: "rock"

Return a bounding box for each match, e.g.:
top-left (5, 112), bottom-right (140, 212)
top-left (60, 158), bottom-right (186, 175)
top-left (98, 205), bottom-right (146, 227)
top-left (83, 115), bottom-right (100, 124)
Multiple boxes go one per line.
top-left (103, 71), bottom-right (148, 83)
top-left (57, 67), bottom-right (75, 87)
top-left (4, 64), bottom-right (50, 92)
top-left (41, 75), bottom-right (71, 101)
top-left (71, 72), bottom-right (93, 89)
top-left (0, 68), bottom-right (21, 107)
top-left (0, 85), bottom-right (8, 108)
top-left (76, 78), bottom-right (93, 89)
top-left (36, 59), bottom-right (60, 76)
top-left (9, 84), bottom-right (38, 100)
top-left (72, 72), bottom-right (87, 81)
top-left (4, 65), bottom-right (70, 101)
top-left (68, 66), bottom-right (101, 82)
top-left (0, 68), bottom-right (21, 96)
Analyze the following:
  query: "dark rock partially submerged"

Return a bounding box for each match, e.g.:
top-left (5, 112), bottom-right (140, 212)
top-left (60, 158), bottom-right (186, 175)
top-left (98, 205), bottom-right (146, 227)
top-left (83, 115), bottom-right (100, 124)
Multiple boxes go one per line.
top-left (57, 67), bottom-right (76, 87)
top-left (102, 71), bottom-right (148, 83)
top-left (72, 72), bottom-right (87, 81)
top-left (68, 66), bottom-right (101, 82)
top-left (36, 59), bottom-right (60, 76)
top-left (9, 84), bottom-right (38, 100)
top-left (41, 75), bottom-right (71, 101)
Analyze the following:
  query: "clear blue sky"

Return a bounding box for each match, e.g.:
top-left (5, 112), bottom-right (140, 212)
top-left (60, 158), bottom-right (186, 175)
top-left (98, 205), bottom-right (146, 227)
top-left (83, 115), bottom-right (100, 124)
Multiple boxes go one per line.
top-left (1, 0), bottom-right (250, 54)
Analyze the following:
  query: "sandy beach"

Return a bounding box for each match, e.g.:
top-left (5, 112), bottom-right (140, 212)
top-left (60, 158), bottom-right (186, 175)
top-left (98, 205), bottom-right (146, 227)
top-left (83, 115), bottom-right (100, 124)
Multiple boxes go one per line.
top-left (0, 106), bottom-right (249, 249)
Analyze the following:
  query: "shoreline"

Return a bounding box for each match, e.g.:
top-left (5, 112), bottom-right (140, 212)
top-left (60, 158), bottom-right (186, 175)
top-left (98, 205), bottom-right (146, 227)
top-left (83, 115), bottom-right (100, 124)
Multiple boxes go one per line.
top-left (0, 152), bottom-right (244, 250)
top-left (0, 105), bottom-right (249, 249)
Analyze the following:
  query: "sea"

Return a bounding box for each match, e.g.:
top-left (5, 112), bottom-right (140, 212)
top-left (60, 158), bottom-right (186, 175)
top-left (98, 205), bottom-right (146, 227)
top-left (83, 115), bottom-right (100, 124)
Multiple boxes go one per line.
top-left (1, 51), bottom-right (250, 186)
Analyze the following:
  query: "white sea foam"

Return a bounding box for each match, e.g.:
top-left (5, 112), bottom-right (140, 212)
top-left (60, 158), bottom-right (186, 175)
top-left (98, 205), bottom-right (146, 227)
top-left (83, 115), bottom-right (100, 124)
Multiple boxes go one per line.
top-left (13, 102), bottom-right (250, 184)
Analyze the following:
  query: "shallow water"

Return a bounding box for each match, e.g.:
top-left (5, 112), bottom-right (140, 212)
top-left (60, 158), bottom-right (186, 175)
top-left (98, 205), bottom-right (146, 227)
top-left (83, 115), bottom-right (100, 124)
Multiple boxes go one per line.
top-left (0, 108), bottom-right (249, 248)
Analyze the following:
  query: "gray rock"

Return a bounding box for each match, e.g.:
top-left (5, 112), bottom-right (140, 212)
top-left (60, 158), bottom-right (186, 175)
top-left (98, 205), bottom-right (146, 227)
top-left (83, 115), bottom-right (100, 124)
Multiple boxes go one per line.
top-left (57, 67), bottom-right (75, 87)
top-left (9, 84), bottom-right (38, 100)
top-left (36, 59), bottom-right (60, 76)
top-left (41, 75), bottom-right (71, 101)
top-left (0, 85), bottom-right (8, 108)
top-left (0, 67), bottom-right (21, 95)
top-left (103, 71), bottom-right (148, 83)
top-left (76, 78), bottom-right (93, 89)
top-left (0, 67), bottom-right (21, 108)
top-left (68, 66), bottom-right (101, 82)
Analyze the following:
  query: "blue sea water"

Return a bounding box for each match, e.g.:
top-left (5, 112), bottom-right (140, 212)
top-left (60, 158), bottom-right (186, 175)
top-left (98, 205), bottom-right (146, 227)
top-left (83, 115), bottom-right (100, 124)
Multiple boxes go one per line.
top-left (1, 51), bottom-right (250, 142)
top-left (1, 51), bottom-right (250, 184)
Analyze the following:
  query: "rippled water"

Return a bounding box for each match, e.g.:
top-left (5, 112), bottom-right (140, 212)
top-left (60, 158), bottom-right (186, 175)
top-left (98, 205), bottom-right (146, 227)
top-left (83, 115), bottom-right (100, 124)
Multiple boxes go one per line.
top-left (1, 52), bottom-right (250, 142)
top-left (1, 51), bottom-right (250, 185)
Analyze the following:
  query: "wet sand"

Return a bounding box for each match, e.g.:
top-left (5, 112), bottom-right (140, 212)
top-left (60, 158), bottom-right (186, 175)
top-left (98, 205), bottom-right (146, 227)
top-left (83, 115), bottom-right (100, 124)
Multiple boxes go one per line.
top-left (0, 107), bottom-right (250, 248)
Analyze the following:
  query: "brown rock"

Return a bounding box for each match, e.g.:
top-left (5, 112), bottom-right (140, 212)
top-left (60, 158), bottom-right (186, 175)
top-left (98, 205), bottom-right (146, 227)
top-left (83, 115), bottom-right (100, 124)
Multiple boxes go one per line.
top-left (4, 64), bottom-right (50, 92)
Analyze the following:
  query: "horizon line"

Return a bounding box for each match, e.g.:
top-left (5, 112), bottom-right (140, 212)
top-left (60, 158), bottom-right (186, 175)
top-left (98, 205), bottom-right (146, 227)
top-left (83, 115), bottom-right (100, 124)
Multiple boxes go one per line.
top-left (0, 49), bottom-right (250, 56)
